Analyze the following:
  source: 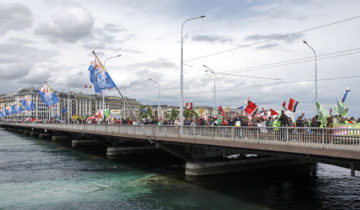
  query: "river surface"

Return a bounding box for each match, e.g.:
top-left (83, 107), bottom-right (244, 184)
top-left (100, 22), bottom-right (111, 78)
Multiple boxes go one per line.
top-left (0, 128), bottom-right (359, 209)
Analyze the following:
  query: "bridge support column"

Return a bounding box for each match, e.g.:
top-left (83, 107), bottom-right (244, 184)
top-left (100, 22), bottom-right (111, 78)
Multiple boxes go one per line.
top-left (51, 136), bottom-right (69, 142)
top-left (106, 146), bottom-right (161, 159)
top-left (185, 157), bottom-right (313, 176)
top-left (351, 162), bottom-right (355, 176)
top-left (39, 133), bottom-right (51, 139)
top-left (72, 140), bottom-right (101, 147)
top-left (29, 132), bottom-right (38, 137)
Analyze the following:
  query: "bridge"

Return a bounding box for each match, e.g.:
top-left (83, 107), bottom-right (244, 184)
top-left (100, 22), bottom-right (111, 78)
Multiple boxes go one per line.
top-left (1, 123), bottom-right (360, 176)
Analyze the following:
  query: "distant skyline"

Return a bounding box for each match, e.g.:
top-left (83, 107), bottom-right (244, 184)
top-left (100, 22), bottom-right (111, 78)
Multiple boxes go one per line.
top-left (1, 0), bottom-right (360, 117)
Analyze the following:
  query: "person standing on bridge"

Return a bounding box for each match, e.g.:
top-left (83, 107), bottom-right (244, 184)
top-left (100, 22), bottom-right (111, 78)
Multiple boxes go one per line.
top-left (279, 110), bottom-right (288, 141)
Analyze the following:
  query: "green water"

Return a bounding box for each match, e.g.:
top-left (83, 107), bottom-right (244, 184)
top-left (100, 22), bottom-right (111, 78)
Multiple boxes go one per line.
top-left (0, 128), bottom-right (359, 209)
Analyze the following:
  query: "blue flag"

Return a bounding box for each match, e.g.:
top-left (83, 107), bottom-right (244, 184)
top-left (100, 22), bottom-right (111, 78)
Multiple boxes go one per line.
top-left (39, 83), bottom-right (59, 107)
top-left (0, 110), bottom-right (4, 118)
top-left (20, 99), bottom-right (36, 111)
top-left (62, 107), bottom-right (67, 114)
top-left (11, 105), bottom-right (17, 114)
top-left (4, 108), bottom-right (10, 116)
top-left (341, 88), bottom-right (350, 103)
top-left (143, 108), bottom-right (146, 113)
top-left (88, 51), bottom-right (116, 94)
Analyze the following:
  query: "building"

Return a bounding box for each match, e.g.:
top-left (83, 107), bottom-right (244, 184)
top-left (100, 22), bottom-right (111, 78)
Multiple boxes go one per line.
top-left (0, 87), bottom-right (140, 121)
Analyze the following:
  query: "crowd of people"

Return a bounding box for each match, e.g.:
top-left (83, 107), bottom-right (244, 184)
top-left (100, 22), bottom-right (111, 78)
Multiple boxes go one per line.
top-left (64, 110), bottom-right (360, 130)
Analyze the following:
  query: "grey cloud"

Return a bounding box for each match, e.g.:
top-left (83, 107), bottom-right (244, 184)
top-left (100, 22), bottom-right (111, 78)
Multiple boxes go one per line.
top-left (35, 8), bottom-right (94, 43)
top-left (192, 34), bottom-right (233, 44)
top-left (103, 24), bottom-right (125, 33)
top-left (0, 44), bottom-right (56, 64)
top-left (245, 33), bottom-right (304, 44)
top-left (256, 43), bottom-right (280, 50)
top-left (127, 59), bottom-right (177, 69)
top-left (0, 3), bottom-right (33, 35)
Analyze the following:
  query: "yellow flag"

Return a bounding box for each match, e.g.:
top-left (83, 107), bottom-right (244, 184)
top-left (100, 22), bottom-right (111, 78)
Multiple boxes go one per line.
top-left (224, 105), bottom-right (230, 113)
top-left (198, 107), bottom-right (204, 115)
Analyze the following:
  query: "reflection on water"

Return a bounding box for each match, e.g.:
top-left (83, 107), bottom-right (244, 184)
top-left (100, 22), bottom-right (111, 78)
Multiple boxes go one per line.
top-left (0, 129), bottom-right (359, 209)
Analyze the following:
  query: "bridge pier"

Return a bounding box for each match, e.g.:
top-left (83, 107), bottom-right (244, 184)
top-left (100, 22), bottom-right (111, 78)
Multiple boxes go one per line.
top-left (29, 131), bottom-right (38, 137)
top-left (72, 140), bottom-right (101, 147)
top-left (51, 136), bottom-right (69, 142)
top-left (185, 157), bottom-right (313, 176)
top-left (106, 146), bottom-right (161, 159)
top-left (351, 162), bottom-right (355, 176)
top-left (39, 133), bottom-right (51, 139)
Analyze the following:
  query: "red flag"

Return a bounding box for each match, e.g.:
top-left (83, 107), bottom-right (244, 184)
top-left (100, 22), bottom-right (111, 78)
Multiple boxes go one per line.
top-left (185, 102), bottom-right (192, 110)
top-left (31, 117), bottom-right (36, 122)
top-left (282, 101), bottom-right (287, 110)
top-left (287, 98), bottom-right (299, 112)
top-left (85, 85), bottom-right (88, 88)
top-left (97, 110), bottom-right (102, 119)
top-left (270, 108), bottom-right (278, 116)
top-left (219, 105), bottom-right (225, 117)
top-left (245, 100), bottom-right (258, 115)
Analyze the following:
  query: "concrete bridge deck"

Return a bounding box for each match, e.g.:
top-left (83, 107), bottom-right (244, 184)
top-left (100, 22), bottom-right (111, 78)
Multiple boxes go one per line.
top-left (2, 123), bottom-right (360, 161)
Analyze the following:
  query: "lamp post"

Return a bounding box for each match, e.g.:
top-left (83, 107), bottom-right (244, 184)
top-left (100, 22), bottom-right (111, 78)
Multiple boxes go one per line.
top-left (67, 72), bottom-right (83, 123)
top-left (203, 65), bottom-right (216, 117)
top-left (102, 54), bottom-right (121, 119)
top-left (303, 40), bottom-right (318, 102)
top-left (149, 78), bottom-right (160, 122)
top-left (180, 15), bottom-right (205, 134)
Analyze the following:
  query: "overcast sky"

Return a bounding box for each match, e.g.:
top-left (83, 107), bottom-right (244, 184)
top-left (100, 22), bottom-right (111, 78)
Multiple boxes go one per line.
top-left (1, 0), bottom-right (360, 117)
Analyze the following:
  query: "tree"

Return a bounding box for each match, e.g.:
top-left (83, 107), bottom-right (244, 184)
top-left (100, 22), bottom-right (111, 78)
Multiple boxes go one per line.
top-left (184, 109), bottom-right (198, 119)
top-left (140, 105), bottom-right (153, 119)
top-left (170, 108), bottom-right (179, 120)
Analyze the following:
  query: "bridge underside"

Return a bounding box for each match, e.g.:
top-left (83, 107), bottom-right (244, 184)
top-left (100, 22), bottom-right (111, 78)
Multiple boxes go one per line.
top-left (1, 124), bottom-right (360, 176)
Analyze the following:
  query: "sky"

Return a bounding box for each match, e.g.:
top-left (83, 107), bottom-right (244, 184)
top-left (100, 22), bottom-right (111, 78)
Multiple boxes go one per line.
top-left (0, 0), bottom-right (360, 117)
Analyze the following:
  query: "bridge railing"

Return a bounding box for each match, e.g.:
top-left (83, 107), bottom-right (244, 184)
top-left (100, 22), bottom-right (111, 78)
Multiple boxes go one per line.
top-left (2, 123), bottom-right (360, 151)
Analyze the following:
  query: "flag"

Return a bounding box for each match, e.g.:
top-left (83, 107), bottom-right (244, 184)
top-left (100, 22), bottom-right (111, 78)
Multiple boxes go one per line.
top-left (14, 104), bottom-right (24, 114)
top-left (287, 98), bottom-right (299, 112)
top-left (342, 88), bottom-right (350, 103)
top-left (88, 51), bottom-right (116, 94)
top-left (337, 99), bottom-right (348, 117)
top-left (96, 110), bottom-right (102, 119)
top-left (315, 101), bottom-right (330, 122)
top-left (219, 105), bottom-right (225, 117)
top-left (4, 107), bottom-right (11, 116)
top-left (0, 110), bottom-right (4, 118)
top-left (11, 105), bottom-right (20, 114)
top-left (270, 108), bottom-right (278, 116)
top-left (20, 98), bottom-right (36, 111)
top-left (62, 107), bottom-right (67, 114)
top-left (105, 109), bottom-right (110, 120)
top-left (245, 100), bottom-right (258, 115)
top-left (198, 107), bottom-right (204, 115)
top-left (224, 105), bottom-right (230, 113)
top-left (238, 106), bottom-right (244, 110)
top-left (185, 102), bottom-right (193, 110)
top-left (39, 82), bottom-right (59, 107)
top-left (142, 108), bottom-right (146, 113)
top-left (282, 100), bottom-right (287, 110)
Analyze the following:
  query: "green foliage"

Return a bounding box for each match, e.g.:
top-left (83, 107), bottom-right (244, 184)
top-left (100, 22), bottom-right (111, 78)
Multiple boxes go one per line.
top-left (170, 108), bottom-right (179, 120)
top-left (184, 109), bottom-right (198, 119)
top-left (140, 105), bottom-right (153, 119)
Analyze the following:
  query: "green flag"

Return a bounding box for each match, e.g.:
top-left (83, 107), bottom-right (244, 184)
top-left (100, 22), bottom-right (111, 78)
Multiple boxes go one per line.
top-left (337, 99), bottom-right (348, 117)
top-left (105, 109), bottom-right (110, 120)
top-left (315, 101), bottom-right (329, 122)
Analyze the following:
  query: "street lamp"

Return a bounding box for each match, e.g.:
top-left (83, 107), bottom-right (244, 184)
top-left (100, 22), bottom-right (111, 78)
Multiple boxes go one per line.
top-left (102, 54), bottom-right (122, 117)
top-left (303, 40), bottom-right (318, 102)
top-left (67, 72), bottom-right (83, 123)
top-left (180, 15), bottom-right (206, 134)
top-left (148, 78), bottom-right (160, 122)
top-left (203, 65), bottom-right (216, 117)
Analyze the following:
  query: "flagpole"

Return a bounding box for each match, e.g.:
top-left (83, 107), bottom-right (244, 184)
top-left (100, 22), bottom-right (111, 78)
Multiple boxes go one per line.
top-left (92, 51), bottom-right (151, 142)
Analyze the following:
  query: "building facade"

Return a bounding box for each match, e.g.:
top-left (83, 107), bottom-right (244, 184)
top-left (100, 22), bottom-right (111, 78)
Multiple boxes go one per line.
top-left (0, 88), bottom-right (140, 121)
